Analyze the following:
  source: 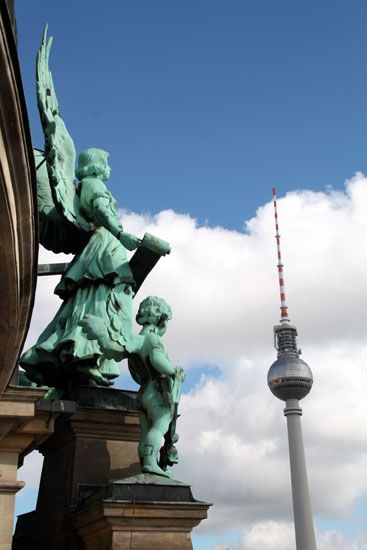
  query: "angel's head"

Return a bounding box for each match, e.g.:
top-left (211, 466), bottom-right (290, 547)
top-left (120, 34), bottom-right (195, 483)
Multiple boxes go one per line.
top-left (76, 148), bottom-right (111, 181)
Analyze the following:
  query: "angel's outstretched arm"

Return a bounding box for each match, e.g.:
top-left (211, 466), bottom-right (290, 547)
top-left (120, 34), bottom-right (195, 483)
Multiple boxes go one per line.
top-left (91, 196), bottom-right (141, 250)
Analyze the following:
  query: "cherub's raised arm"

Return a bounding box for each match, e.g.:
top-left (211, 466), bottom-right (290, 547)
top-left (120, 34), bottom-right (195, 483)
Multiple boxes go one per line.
top-left (148, 337), bottom-right (176, 377)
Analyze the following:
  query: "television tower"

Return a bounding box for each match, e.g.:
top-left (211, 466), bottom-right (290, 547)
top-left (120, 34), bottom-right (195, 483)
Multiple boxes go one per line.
top-left (267, 188), bottom-right (316, 550)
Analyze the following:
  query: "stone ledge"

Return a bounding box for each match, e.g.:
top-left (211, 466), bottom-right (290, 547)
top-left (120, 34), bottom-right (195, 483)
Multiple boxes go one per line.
top-left (0, 479), bottom-right (24, 493)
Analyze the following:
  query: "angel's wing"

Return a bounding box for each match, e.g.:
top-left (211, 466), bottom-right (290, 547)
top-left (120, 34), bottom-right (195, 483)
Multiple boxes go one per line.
top-left (36, 26), bottom-right (91, 233)
top-left (35, 149), bottom-right (90, 254)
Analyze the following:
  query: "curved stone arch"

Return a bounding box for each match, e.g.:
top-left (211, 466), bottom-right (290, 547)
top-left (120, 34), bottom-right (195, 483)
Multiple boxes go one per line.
top-left (0, 2), bottom-right (37, 393)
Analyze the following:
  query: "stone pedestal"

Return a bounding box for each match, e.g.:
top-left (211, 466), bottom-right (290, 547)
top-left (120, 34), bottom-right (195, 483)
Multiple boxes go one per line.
top-left (13, 387), bottom-right (140, 549)
top-left (75, 474), bottom-right (210, 550)
top-left (13, 387), bottom-right (210, 549)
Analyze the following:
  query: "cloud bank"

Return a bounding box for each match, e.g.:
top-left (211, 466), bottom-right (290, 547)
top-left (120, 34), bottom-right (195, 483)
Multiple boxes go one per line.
top-left (22, 174), bottom-right (367, 548)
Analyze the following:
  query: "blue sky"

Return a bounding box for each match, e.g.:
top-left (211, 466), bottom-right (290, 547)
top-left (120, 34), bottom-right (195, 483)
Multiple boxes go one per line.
top-left (14, 2), bottom-right (367, 549)
top-left (16, 0), bottom-right (367, 230)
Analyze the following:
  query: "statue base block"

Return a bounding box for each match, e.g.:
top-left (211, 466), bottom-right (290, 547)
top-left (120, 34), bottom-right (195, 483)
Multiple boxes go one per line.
top-left (13, 388), bottom-right (210, 549)
top-left (75, 474), bottom-right (210, 550)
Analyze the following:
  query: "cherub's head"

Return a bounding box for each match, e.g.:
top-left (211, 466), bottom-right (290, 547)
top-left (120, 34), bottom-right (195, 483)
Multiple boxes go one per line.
top-left (136, 296), bottom-right (172, 336)
top-left (76, 148), bottom-right (111, 181)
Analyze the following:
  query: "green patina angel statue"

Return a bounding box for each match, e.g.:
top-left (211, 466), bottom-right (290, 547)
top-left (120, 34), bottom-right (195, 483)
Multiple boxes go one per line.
top-left (21, 29), bottom-right (170, 394)
top-left (80, 296), bottom-right (185, 477)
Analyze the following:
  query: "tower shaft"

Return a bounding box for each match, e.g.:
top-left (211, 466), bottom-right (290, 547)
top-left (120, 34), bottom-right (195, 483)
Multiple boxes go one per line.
top-left (284, 399), bottom-right (316, 550)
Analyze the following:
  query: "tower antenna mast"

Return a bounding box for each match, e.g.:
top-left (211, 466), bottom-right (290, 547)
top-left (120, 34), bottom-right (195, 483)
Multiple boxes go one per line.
top-left (267, 188), bottom-right (316, 550)
top-left (272, 187), bottom-right (290, 324)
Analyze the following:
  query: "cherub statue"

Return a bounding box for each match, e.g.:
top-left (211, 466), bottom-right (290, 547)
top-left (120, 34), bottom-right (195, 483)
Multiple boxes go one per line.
top-left (20, 29), bottom-right (169, 395)
top-left (80, 296), bottom-right (185, 477)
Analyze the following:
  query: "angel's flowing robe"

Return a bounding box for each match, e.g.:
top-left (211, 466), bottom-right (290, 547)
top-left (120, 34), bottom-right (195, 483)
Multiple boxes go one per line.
top-left (20, 177), bottom-right (134, 389)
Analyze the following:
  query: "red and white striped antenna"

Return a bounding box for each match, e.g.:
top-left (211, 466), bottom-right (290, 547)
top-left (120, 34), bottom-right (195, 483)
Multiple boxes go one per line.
top-left (272, 188), bottom-right (290, 324)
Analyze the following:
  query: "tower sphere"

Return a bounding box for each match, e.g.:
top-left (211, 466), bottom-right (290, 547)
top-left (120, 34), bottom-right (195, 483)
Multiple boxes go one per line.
top-left (267, 355), bottom-right (313, 401)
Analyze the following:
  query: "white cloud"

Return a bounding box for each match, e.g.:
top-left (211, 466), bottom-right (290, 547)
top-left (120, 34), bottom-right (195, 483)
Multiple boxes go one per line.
top-left (22, 174), bottom-right (367, 545)
top-left (241, 521), bottom-right (295, 550)
top-left (18, 451), bottom-right (43, 489)
top-left (214, 522), bottom-right (367, 550)
top-left (24, 247), bottom-right (73, 349)
top-left (15, 452), bottom-right (44, 517)
top-left (317, 529), bottom-right (367, 550)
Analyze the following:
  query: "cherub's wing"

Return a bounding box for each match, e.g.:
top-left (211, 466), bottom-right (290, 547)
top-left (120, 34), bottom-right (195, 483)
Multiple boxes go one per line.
top-left (35, 149), bottom-right (90, 254)
top-left (36, 26), bottom-right (90, 233)
top-left (79, 315), bottom-right (127, 361)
